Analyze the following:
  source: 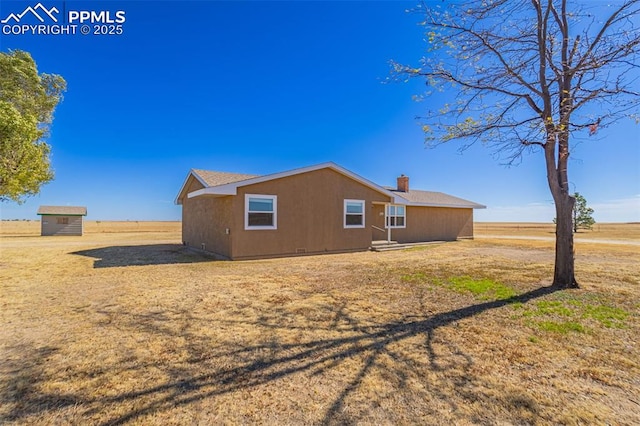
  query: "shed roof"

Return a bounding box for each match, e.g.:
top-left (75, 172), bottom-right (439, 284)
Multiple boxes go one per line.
top-left (37, 206), bottom-right (87, 216)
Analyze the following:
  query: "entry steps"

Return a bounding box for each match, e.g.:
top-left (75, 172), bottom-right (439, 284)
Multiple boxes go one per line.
top-left (370, 240), bottom-right (447, 252)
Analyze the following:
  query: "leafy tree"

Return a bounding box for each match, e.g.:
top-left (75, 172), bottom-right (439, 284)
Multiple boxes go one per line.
top-left (571, 192), bottom-right (595, 233)
top-left (0, 50), bottom-right (66, 203)
top-left (553, 192), bottom-right (595, 232)
top-left (392, 0), bottom-right (640, 288)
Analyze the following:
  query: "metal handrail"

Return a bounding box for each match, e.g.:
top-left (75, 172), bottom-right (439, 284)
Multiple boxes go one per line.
top-left (371, 225), bottom-right (386, 233)
top-left (371, 224), bottom-right (392, 243)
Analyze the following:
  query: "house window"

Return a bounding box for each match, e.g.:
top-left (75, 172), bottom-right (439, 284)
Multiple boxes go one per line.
top-left (344, 199), bottom-right (365, 228)
top-left (386, 205), bottom-right (406, 228)
top-left (57, 217), bottom-right (69, 225)
top-left (245, 194), bottom-right (277, 230)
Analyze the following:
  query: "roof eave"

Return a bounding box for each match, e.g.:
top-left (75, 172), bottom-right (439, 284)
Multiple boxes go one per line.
top-left (405, 202), bottom-right (486, 209)
top-left (37, 213), bottom-right (87, 216)
top-left (188, 185), bottom-right (238, 198)
top-left (391, 194), bottom-right (410, 204)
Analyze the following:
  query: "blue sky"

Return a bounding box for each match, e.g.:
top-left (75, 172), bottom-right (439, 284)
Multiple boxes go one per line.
top-left (1, 0), bottom-right (638, 222)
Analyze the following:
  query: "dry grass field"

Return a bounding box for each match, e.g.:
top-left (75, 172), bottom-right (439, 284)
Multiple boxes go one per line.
top-left (1, 221), bottom-right (638, 425)
top-left (476, 222), bottom-right (640, 241)
top-left (1, 220), bottom-right (181, 236)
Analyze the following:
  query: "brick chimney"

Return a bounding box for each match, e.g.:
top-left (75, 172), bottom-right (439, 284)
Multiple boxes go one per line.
top-left (397, 174), bottom-right (409, 192)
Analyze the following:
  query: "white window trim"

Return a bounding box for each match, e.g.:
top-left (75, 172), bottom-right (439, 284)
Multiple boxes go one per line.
top-left (245, 194), bottom-right (277, 230)
top-left (385, 204), bottom-right (407, 229)
top-left (344, 199), bottom-right (365, 229)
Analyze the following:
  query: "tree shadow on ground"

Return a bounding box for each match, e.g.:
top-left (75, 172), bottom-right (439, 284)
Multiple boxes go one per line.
top-left (0, 344), bottom-right (83, 422)
top-left (71, 244), bottom-right (215, 268)
top-left (1, 285), bottom-right (560, 424)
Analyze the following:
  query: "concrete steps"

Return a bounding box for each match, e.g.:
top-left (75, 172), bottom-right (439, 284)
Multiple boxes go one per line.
top-left (370, 240), bottom-right (448, 252)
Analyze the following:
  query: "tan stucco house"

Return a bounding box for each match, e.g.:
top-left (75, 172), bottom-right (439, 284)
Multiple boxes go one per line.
top-left (37, 206), bottom-right (87, 236)
top-left (176, 162), bottom-right (485, 260)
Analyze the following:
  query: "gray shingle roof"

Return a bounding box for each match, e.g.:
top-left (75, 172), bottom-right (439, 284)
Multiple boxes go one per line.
top-left (37, 206), bottom-right (87, 216)
top-left (192, 169), bottom-right (258, 187)
top-left (391, 190), bottom-right (486, 208)
top-left (184, 165), bottom-right (484, 209)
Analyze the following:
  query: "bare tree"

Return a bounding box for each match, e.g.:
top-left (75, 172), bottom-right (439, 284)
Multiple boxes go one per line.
top-left (392, 0), bottom-right (640, 288)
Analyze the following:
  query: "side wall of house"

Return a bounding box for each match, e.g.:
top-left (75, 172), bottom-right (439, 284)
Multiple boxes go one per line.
top-left (230, 168), bottom-right (390, 259)
top-left (182, 196), bottom-right (233, 258)
top-left (390, 206), bottom-right (474, 242)
top-left (40, 215), bottom-right (83, 236)
top-left (181, 176), bottom-right (233, 258)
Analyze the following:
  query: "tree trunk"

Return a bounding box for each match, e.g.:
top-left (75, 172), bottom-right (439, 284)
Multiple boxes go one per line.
top-left (544, 130), bottom-right (579, 289)
top-left (553, 194), bottom-right (578, 287)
